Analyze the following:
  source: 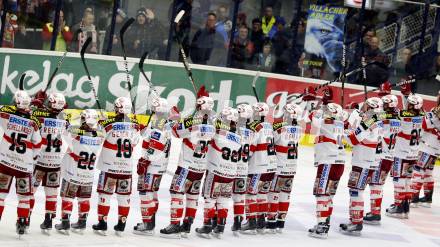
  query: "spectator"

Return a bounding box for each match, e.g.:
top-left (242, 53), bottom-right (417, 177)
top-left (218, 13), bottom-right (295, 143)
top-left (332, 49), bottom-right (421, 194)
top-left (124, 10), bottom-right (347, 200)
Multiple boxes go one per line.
top-left (363, 29), bottom-right (376, 46)
top-left (14, 18), bottom-right (31, 49)
top-left (254, 41), bottom-right (275, 72)
top-left (169, 0), bottom-right (193, 61)
top-left (103, 8), bottom-right (126, 56)
top-left (41, 10), bottom-right (73, 51)
top-left (261, 6), bottom-right (277, 38)
top-left (189, 12), bottom-right (225, 65)
top-left (393, 48), bottom-right (416, 81)
top-left (2, 12), bottom-right (17, 48)
top-left (250, 18), bottom-right (265, 54)
top-left (215, 5), bottom-right (231, 44)
top-left (271, 17), bottom-right (290, 57)
top-left (71, 8), bottom-right (99, 53)
top-left (364, 36), bottom-right (390, 86)
top-left (236, 12), bottom-right (247, 29)
top-left (230, 25), bottom-right (255, 69)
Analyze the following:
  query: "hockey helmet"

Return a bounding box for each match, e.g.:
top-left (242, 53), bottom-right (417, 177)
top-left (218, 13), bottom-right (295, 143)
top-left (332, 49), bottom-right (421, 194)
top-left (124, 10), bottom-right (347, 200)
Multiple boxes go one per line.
top-left (252, 102), bottom-right (269, 118)
top-left (114, 97), bottom-right (132, 114)
top-left (407, 94), bottom-right (423, 110)
top-left (81, 109), bottom-right (99, 129)
top-left (381, 94), bottom-right (398, 109)
top-left (14, 90), bottom-right (31, 110)
top-left (48, 92), bottom-right (66, 111)
top-left (237, 103), bottom-right (253, 120)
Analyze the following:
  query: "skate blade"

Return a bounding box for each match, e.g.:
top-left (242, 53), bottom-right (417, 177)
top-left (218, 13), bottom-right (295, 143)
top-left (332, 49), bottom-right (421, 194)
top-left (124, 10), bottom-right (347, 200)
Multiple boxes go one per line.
top-left (363, 221), bottom-right (381, 226)
top-left (56, 229), bottom-right (70, 235)
top-left (308, 232), bottom-right (328, 239)
top-left (160, 233), bottom-right (181, 239)
top-left (94, 230), bottom-right (108, 236)
top-left (385, 213), bottom-right (405, 219)
top-left (240, 229), bottom-right (257, 235)
top-left (420, 203), bottom-right (432, 208)
top-left (18, 234), bottom-right (24, 240)
top-left (71, 228), bottom-right (85, 235)
top-left (276, 229), bottom-right (283, 234)
top-left (410, 203), bottom-right (418, 208)
top-left (196, 232), bottom-right (211, 239)
top-left (266, 229), bottom-right (277, 234)
top-left (133, 230), bottom-right (154, 236)
top-left (115, 231), bottom-right (124, 237)
top-left (339, 228), bottom-right (361, 236)
top-left (41, 229), bottom-right (52, 235)
top-left (257, 229), bottom-right (265, 235)
top-left (211, 232), bottom-right (222, 239)
top-left (233, 231), bottom-right (240, 237)
top-left (180, 232), bottom-right (189, 238)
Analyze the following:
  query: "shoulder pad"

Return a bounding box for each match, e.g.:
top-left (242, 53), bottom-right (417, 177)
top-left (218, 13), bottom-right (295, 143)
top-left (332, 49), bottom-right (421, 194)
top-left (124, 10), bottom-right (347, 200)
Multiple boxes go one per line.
top-left (183, 116), bottom-right (194, 128)
top-left (31, 109), bottom-right (51, 118)
top-left (214, 120), bottom-right (230, 131)
top-left (99, 118), bottom-right (117, 127)
top-left (400, 110), bottom-right (417, 117)
top-left (248, 120), bottom-right (262, 131)
top-left (30, 115), bottom-right (42, 128)
top-left (273, 121), bottom-right (286, 131)
top-left (0, 105), bottom-right (17, 114)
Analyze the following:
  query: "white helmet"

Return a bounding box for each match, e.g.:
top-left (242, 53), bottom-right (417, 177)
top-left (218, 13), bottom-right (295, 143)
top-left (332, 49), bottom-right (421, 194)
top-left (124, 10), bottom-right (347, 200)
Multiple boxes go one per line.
top-left (150, 97), bottom-right (169, 114)
top-left (14, 90), bottom-right (31, 110)
top-left (48, 92), bottom-right (66, 111)
top-left (114, 97), bottom-right (132, 114)
top-left (324, 103), bottom-right (343, 120)
top-left (220, 106), bottom-right (239, 123)
top-left (196, 96), bottom-right (214, 111)
top-left (407, 94), bottom-right (423, 110)
top-left (365, 97), bottom-right (383, 113)
top-left (81, 109), bottom-right (99, 129)
top-left (283, 103), bottom-right (303, 122)
top-left (237, 103), bottom-right (253, 119)
top-left (252, 102), bottom-right (269, 118)
top-left (381, 94), bottom-right (398, 109)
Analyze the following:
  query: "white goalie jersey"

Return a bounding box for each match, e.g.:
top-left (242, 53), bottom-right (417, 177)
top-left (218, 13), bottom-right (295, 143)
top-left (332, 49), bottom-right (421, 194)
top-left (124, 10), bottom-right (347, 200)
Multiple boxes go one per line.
top-left (62, 127), bottom-right (105, 186)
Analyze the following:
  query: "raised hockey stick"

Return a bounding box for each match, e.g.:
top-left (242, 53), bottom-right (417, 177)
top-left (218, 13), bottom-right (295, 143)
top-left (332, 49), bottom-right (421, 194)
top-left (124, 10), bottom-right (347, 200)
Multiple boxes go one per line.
top-left (139, 51), bottom-right (156, 128)
top-left (19, 73), bottom-right (26, 90)
top-left (340, 24), bottom-right (348, 107)
top-left (80, 37), bottom-right (104, 117)
top-left (42, 50), bottom-right (68, 93)
top-left (348, 75), bottom-right (417, 98)
top-left (251, 71), bottom-right (261, 102)
top-left (174, 10), bottom-right (198, 94)
top-left (120, 17), bottom-right (136, 113)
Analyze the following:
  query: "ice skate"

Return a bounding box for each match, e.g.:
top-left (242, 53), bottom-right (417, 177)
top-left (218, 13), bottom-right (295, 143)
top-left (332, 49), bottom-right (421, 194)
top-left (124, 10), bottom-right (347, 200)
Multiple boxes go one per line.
top-left (240, 218), bottom-right (257, 235)
top-left (231, 216), bottom-right (242, 236)
top-left (386, 204), bottom-right (406, 219)
top-left (276, 220), bottom-right (285, 233)
top-left (265, 220), bottom-right (277, 234)
top-left (180, 217), bottom-right (193, 238)
top-left (212, 219), bottom-right (225, 239)
top-left (308, 222), bottom-right (330, 239)
top-left (419, 194), bottom-right (433, 208)
top-left (410, 196), bottom-right (420, 208)
top-left (40, 213), bottom-right (54, 235)
top-left (16, 217), bottom-right (27, 239)
top-left (195, 224), bottom-right (212, 239)
top-left (114, 218), bottom-right (126, 237)
top-left (160, 223), bottom-right (181, 239)
top-left (133, 221), bottom-right (155, 236)
top-left (71, 217), bottom-right (87, 234)
top-left (92, 219), bottom-right (108, 236)
top-left (339, 223), bottom-right (362, 236)
top-left (55, 217), bottom-right (70, 235)
top-left (363, 212), bottom-right (381, 225)
top-left (256, 216), bottom-right (266, 234)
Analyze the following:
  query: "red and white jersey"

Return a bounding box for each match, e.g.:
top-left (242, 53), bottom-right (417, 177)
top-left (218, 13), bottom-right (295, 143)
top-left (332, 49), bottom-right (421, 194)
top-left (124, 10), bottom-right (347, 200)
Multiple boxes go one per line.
top-left (346, 118), bottom-right (384, 169)
top-left (248, 120), bottom-right (277, 174)
top-left (394, 111), bottom-right (424, 160)
top-left (312, 115), bottom-right (345, 166)
top-left (420, 111), bottom-right (440, 157)
top-left (62, 126), bottom-right (104, 186)
top-left (172, 115), bottom-right (215, 173)
top-left (141, 118), bottom-right (172, 175)
top-left (97, 117), bottom-right (141, 175)
top-left (236, 123), bottom-right (254, 178)
top-left (206, 120), bottom-right (242, 178)
top-left (0, 106), bottom-right (42, 173)
top-left (273, 122), bottom-right (302, 175)
top-left (32, 109), bottom-right (69, 168)
top-left (380, 110), bottom-right (400, 160)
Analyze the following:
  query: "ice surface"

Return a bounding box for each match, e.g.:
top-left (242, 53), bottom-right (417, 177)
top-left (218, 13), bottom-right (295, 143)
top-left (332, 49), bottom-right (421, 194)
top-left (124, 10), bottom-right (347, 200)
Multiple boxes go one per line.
top-left (0, 138), bottom-right (439, 247)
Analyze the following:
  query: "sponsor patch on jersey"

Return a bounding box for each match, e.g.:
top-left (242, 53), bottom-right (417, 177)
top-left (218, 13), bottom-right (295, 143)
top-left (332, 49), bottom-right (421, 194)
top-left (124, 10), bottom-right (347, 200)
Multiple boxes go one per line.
top-left (151, 131), bottom-right (161, 140)
top-left (226, 133), bottom-right (240, 144)
top-left (390, 120), bottom-right (400, 127)
top-left (199, 124), bottom-right (215, 134)
top-left (355, 127), bottom-right (362, 135)
top-left (80, 136), bottom-right (102, 146)
top-left (112, 123), bottom-right (132, 131)
top-left (44, 119), bottom-right (64, 128)
top-left (412, 117), bottom-right (422, 124)
top-left (286, 126), bottom-right (298, 134)
top-left (241, 129), bottom-right (250, 137)
top-left (9, 115), bottom-right (30, 127)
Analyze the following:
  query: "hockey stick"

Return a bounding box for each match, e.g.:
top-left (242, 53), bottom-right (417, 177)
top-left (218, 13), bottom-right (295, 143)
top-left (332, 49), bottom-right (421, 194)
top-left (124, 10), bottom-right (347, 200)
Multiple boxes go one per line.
top-left (119, 17), bottom-right (136, 113)
top-left (42, 50), bottom-right (68, 93)
top-left (19, 73), bottom-right (26, 90)
top-left (174, 10), bottom-right (197, 94)
top-left (251, 71), bottom-right (261, 102)
top-left (340, 24), bottom-right (348, 107)
top-left (139, 51), bottom-right (156, 128)
top-left (348, 75), bottom-right (417, 98)
top-left (361, 56), bottom-right (368, 101)
top-left (80, 37), bottom-right (105, 117)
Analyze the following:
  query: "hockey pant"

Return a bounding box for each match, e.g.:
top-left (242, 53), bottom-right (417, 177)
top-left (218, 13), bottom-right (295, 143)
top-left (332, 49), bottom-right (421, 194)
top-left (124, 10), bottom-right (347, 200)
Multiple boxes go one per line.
top-left (367, 159), bottom-right (393, 215)
top-left (245, 173), bottom-right (275, 220)
top-left (202, 171), bottom-right (234, 225)
top-left (138, 172), bottom-right (162, 223)
top-left (267, 174), bottom-right (295, 223)
top-left (168, 166), bottom-right (204, 224)
top-left (59, 179), bottom-right (92, 219)
top-left (411, 152), bottom-right (436, 200)
top-left (347, 165), bottom-right (372, 225)
top-left (313, 164), bottom-right (344, 224)
top-left (391, 158), bottom-right (416, 206)
top-left (96, 172), bottom-right (132, 222)
top-left (30, 165), bottom-right (61, 218)
top-left (232, 177), bottom-right (247, 220)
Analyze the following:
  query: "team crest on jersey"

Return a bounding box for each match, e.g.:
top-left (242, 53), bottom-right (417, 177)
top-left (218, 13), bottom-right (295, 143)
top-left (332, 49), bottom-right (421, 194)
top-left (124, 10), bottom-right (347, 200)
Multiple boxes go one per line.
top-left (151, 131), bottom-right (161, 140)
top-left (44, 118), bottom-right (65, 128)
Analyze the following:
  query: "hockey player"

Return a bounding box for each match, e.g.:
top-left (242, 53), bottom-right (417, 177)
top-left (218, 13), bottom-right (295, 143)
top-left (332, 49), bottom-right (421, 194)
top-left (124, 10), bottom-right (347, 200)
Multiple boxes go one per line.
top-left (160, 86), bottom-right (216, 238)
top-left (195, 107), bottom-right (241, 239)
top-left (364, 94), bottom-right (400, 225)
top-left (267, 103), bottom-right (303, 233)
top-left (92, 97), bottom-right (141, 236)
top-left (133, 97), bottom-right (173, 235)
top-left (340, 97), bottom-right (384, 235)
top-left (410, 105), bottom-right (440, 207)
top-left (0, 91), bottom-right (42, 236)
top-left (231, 103), bottom-right (254, 233)
top-left (308, 102), bottom-right (345, 239)
top-left (55, 109), bottom-right (104, 234)
top-left (386, 94), bottom-right (424, 218)
top-left (240, 102), bottom-right (277, 234)
top-left (30, 91), bottom-right (69, 233)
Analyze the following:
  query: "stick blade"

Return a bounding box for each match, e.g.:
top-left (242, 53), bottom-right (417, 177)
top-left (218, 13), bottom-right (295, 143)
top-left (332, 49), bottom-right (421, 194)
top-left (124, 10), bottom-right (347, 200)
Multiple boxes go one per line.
top-left (120, 18), bottom-right (135, 37)
top-left (80, 37), bottom-right (92, 59)
top-left (174, 10), bottom-right (185, 23)
top-left (252, 71), bottom-right (260, 87)
top-left (139, 51), bottom-right (149, 70)
top-left (19, 73), bottom-right (26, 90)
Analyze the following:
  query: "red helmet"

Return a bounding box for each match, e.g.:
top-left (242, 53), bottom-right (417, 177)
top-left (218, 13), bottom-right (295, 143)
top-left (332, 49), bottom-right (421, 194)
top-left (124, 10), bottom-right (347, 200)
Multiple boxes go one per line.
top-left (378, 81), bottom-right (391, 96)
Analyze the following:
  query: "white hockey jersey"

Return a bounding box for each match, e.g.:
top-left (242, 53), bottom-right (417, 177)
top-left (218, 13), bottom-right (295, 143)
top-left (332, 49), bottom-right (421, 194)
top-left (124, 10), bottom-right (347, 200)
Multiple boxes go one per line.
top-left (206, 120), bottom-right (242, 178)
top-left (248, 120), bottom-right (277, 174)
top-left (140, 118), bottom-right (172, 175)
top-left (394, 111), bottom-right (424, 160)
top-left (236, 123), bottom-right (254, 178)
top-left (97, 117), bottom-right (141, 175)
top-left (381, 110), bottom-right (400, 161)
top-left (62, 126), bottom-right (104, 186)
top-left (273, 121), bottom-right (302, 175)
top-left (32, 109), bottom-right (69, 168)
top-left (311, 113), bottom-right (345, 166)
top-left (0, 106), bottom-right (42, 173)
top-left (346, 116), bottom-right (384, 169)
top-left (419, 111), bottom-right (440, 157)
top-left (172, 114), bottom-right (215, 173)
